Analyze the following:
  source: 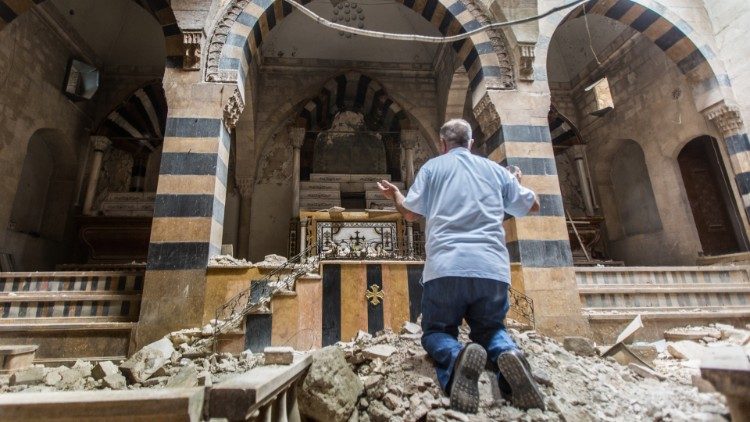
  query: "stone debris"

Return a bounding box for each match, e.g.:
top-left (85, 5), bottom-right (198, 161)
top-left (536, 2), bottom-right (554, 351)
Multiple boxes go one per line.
top-left (9, 367), bottom-right (44, 386)
top-left (665, 326), bottom-right (722, 342)
top-left (91, 361), bottom-right (120, 381)
top-left (563, 336), bottom-right (598, 357)
top-left (313, 322), bottom-right (730, 421)
top-left (254, 254), bottom-right (288, 268)
top-left (667, 340), bottom-right (707, 360)
top-left (263, 347), bottom-right (295, 365)
top-left (208, 254), bottom-right (251, 267)
top-left (0, 326), bottom-right (264, 394)
top-left (362, 344), bottom-right (398, 360)
top-left (298, 346), bottom-right (364, 422)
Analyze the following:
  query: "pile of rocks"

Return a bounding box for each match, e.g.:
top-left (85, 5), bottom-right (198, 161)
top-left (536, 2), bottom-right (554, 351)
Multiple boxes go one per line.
top-left (645, 323), bottom-right (750, 389)
top-left (208, 254), bottom-right (252, 266)
top-left (0, 328), bottom-right (262, 394)
top-left (299, 323), bottom-right (729, 421)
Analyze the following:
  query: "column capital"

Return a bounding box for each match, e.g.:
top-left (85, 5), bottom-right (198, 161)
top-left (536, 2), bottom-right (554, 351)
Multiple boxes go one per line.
top-left (400, 130), bottom-right (420, 150)
top-left (472, 93), bottom-right (501, 138)
top-left (569, 144), bottom-right (586, 160)
top-left (705, 103), bottom-right (745, 137)
top-left (236, 176), bottom-right (255, 197)
top-left (90, 136), bottom-right (111, 152)
top-left (288, 126), bottom-right (306, 149)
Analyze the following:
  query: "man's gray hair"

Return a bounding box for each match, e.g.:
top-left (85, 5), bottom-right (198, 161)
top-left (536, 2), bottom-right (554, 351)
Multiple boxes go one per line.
top-left (439, 119), bottom-right (473, 147)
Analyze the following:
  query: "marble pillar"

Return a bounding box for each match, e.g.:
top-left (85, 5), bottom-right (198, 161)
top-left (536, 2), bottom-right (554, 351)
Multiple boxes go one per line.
top-left (82, 136), bottom-right (110, 216)
top-left (401, 130), bottom-right (419, 188)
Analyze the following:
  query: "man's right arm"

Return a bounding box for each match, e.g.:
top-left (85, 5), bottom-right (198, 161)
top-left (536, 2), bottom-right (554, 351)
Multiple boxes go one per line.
top-left (502, 165), bottom-right (538, 217)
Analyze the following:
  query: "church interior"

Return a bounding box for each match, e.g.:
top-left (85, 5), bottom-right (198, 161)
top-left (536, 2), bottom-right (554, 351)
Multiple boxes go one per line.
top-left (0, 0), bottom-right (749, 419)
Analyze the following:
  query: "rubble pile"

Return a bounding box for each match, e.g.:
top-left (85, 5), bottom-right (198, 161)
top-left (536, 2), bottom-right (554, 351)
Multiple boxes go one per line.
top-left (299, 323), bottom-right (732, 422)
top-left (207, 254), bottom-right (252, 266)
top-left (646, 323), bottom-right (750, 388)
top-left (0, 328), bottom-right (262, 394)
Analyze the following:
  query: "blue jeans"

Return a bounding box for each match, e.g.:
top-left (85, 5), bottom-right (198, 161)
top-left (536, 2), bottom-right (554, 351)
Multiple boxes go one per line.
top-left (420, 277), bottom-right (518, 391)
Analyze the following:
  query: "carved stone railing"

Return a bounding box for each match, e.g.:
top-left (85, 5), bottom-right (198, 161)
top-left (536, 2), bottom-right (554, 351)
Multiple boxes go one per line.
top-left (209, 354), bottom-right (312, 421)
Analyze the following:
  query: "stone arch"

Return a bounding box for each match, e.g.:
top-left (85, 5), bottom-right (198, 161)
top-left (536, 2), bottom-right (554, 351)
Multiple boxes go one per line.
top-left (557, 0), bottom-right (731, 109)
top-left (0, 0), bottom-right (184, 61)
top-left (294, 72), bottom-right (410, 132)
top-left (206, 0), bottom-right (514, 109)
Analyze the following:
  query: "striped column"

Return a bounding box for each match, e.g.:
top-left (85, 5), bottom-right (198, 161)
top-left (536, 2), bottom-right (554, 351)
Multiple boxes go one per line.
top-left (706, 104), bottom-right (750, 222)
top-left (136, 74), bottom-right (231, 348)
top-left (483, 98), bottom-right (590, 337)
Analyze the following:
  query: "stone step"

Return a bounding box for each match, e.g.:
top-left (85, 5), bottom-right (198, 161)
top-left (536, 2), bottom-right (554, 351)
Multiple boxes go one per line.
top-left (300, 181), bottom-right (340, 191)
top-left (310, 173), bottom-right (392, 183)
top-left (578, 283), bottom-right (750, 295)
top-left (0, 292), bottom-right (142, 302)
top-left (365, 199), bottom-right (395, 208)
top-left (0, 387), bottom-right (204, 421)
top-left (0, 271), bottom-right (145, 293)
top-left (299, 198), bottom-right (341, 210)
top-left (576, 267), bottom-right (750, 286)
top-left (363, 181), bottom-right (405, 190)
top-left (299, 190), bottom-right (341, 200)
top-left (365, 190), bottom-right (388, 200)
top-left (581, 289), bottom-right (750, 309)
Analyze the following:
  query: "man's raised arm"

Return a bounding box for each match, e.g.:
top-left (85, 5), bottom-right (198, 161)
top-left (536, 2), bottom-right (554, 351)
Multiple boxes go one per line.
top-left (377, 180), bottom-right (422, 222)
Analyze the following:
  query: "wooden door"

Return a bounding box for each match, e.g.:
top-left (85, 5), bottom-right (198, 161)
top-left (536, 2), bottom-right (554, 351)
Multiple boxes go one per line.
top-left (678, 137), bottom-right (740, 255)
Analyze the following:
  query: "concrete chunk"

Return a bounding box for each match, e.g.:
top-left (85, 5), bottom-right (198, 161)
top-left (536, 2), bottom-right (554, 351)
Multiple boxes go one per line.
top-left (628, 363), bottom-right (666, 381)
top-left (92, 361), bottom-right (120, 381)
top-left (103, 373), bottom-right (127, 390)
top-left (9, 367), bottom-right (45, 386)
top-left (564, 337), bottom-right (598, 357)
top-left (166, 366), bottom-right (199, 389)
top-left (667, 341), bottom-right (706, 361)
top-left (264, 346), bottom-right (295, 365)
top-left (363, 345), bottom-right (398, 360)
top-left (119, 337), bottom-right (175, 384)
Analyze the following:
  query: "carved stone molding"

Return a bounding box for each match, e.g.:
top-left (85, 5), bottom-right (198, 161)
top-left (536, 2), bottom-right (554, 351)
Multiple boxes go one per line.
top-left (705, 104), bottom-right (745, 137)
top-left (236, 176), bottom-right (255, 197)
top-left (400, 130), bottom-right (420, 150)
top-left (91, 136), bottom-right (111, 152)
top-left (518, 43), bottom-right (535, 82)
top-left (206, 0), bottom-right (251, 82)
top-left (472, 93), bottom-right (501, 137)
top-left (459, 0), bottom-right (515, 89)
top-left (183, 30), bottom-right (204, 71)
top-left (288, 126), bottom-right (306, 149)
top-left (223, 87), bottom-right (245, 129)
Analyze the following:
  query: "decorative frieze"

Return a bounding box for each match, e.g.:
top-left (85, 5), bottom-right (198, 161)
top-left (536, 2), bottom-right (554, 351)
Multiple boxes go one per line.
top-left (182, 30), bottom-right (204, 71)
top-left (206, 0), bottom-right (251, 82)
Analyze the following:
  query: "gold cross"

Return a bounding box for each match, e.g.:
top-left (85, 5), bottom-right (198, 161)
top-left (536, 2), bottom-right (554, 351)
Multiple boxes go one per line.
top-left (365, 284), bottom-right (384, 306)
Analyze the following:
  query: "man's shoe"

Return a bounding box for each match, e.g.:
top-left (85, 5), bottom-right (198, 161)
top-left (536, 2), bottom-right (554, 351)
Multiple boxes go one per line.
top-left (449, 343), bottom-right (487, 414)
top-left (496, 350), bottom-right (546, 410)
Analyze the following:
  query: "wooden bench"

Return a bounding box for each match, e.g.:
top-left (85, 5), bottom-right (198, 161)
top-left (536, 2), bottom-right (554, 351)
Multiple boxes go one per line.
top-left (0, 345), bottom-right (38, 374)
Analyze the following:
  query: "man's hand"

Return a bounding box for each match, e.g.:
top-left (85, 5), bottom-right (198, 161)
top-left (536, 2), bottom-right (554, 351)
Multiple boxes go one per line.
top-left (377, 180), bottom-right (400, 200)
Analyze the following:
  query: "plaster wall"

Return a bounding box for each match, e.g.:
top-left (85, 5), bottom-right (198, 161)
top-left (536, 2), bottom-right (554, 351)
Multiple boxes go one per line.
top-left (0, 12), bottom-right (92, 270)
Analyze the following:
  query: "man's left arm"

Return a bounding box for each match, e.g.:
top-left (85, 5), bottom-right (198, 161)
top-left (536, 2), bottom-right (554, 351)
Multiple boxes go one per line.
top-left (503, 166), bottom-right (539, 217)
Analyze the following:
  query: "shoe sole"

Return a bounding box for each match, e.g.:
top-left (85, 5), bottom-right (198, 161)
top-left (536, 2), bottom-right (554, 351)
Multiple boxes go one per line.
top-left (497, 352), bottom-right (546, 411)
top-left (450, 344), bottom-right (487, 414)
